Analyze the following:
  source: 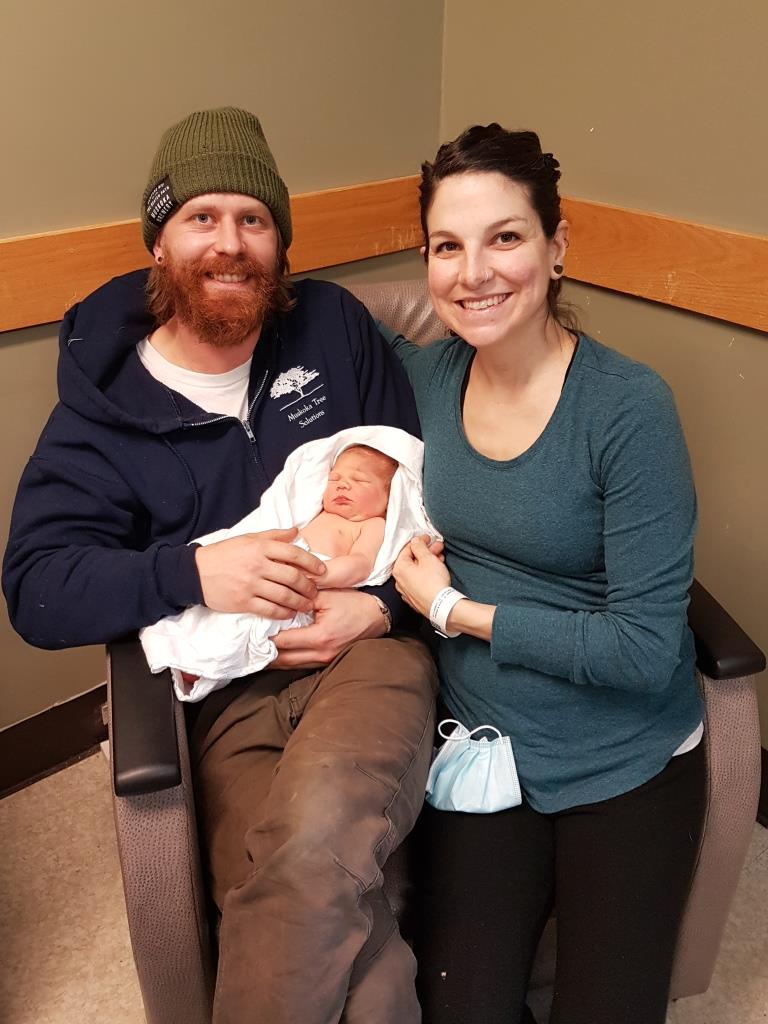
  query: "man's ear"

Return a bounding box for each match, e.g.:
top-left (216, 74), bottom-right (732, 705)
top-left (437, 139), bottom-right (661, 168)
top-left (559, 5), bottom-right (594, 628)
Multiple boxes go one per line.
top-left (152, 234), bottom-right (165, 264)
top-left (420, 244), bottom-right (427, 263)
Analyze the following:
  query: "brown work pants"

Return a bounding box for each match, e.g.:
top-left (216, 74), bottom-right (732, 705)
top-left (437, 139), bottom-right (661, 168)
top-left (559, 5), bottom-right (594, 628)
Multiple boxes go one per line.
top-left (190, 635), bottom-right (437, 1024)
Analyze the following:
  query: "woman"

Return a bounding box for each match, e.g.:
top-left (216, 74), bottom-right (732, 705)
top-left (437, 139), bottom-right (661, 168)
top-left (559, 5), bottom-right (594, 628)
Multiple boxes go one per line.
top-left (386, 124), bottom-right (706, 1024)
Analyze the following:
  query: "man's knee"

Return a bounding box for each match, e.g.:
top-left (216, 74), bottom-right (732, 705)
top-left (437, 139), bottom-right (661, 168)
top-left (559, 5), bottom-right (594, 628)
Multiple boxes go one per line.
top-left (245, 744), bottom-right (431, 898)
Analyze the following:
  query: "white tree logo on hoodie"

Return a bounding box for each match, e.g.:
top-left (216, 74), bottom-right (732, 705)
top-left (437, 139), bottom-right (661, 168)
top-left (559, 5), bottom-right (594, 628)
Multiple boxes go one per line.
top-left (270, 366), bottom-right (323, 410)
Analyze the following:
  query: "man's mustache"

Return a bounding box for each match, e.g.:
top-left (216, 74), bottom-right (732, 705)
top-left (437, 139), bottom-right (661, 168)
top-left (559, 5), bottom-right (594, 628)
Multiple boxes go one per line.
top-left (189, 254), bottom-right (266, 282)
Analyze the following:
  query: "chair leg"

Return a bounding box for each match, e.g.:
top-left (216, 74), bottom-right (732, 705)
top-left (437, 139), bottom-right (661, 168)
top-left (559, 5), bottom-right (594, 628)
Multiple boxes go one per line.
top-left (669, 673), bottom-right (760, 998)
top-left (109, 691), bottom-right (215, 1024)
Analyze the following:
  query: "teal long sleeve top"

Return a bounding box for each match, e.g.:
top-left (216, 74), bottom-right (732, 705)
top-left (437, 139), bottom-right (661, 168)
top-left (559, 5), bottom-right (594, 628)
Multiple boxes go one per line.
top-left (384, 328), bottom-right (703, 812)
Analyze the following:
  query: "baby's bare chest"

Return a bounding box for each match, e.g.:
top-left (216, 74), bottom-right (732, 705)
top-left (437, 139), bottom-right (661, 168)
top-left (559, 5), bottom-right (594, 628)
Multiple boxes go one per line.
top-left (301, 512), bottom-right (361, 557)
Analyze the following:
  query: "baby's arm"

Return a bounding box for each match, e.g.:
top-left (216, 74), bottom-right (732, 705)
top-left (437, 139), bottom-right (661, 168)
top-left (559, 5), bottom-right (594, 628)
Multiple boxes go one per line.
top-left (316, 518), bottom-right (386, 589)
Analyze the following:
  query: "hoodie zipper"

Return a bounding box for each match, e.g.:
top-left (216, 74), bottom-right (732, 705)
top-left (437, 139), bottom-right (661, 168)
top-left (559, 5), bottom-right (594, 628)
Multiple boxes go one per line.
top-left (183, 366), bottom-right (270, 438)
top-left (243, 366), bottom-right (270, 443)
top-left (179, 358), bottom-right (272, 489)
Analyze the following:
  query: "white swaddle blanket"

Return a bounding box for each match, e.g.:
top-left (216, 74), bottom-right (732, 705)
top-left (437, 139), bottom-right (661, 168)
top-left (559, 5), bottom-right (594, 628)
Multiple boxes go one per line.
top-left (140, 426), bottom-right (438, 702)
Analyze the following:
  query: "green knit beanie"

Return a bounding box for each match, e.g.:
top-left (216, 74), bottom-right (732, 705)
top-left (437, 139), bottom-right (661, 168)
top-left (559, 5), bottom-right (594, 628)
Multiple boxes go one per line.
top-left (141, 107), bottom-right (292, 252)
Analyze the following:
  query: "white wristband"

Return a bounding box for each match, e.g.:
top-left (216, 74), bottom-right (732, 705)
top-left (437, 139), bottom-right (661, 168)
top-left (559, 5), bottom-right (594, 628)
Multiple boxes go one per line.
top-left (429, 587), bottom-right (467, 638)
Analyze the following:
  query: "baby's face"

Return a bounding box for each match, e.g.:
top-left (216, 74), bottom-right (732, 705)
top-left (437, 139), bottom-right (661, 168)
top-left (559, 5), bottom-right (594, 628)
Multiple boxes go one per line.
top-left (322, 450), bottom-right (393, 521)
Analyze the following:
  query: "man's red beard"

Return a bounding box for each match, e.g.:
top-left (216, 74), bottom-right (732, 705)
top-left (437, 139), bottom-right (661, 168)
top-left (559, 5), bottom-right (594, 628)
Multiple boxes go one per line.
top-left (147, 252), bottom-right (281, 348)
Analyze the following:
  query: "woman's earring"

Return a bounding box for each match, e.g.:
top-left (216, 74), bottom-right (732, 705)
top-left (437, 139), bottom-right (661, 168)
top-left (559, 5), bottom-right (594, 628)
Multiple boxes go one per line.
top-left (553, 264), bottom-right (564, 276)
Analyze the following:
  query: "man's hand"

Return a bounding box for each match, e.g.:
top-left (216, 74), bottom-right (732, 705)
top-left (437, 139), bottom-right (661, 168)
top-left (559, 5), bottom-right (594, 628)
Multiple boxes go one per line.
top-left (392, 535), bottom-right (449, 618)
top-left (195, 528), bottom-right (326, 617)
top-left (272, 589), bottom-right (387, 667)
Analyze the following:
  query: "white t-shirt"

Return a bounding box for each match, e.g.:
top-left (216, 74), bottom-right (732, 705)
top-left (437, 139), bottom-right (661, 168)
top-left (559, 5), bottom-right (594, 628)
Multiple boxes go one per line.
top-left (673, 720), bottom-right (703, 756)
top-left (137, 337), bottom-right (251, 420)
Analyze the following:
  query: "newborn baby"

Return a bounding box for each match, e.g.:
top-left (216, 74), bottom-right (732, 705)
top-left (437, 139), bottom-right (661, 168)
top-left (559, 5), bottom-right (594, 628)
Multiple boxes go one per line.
top-left (139, 425), bottom-right (436, 703)
top-left (301, 445), bottom-right (398, 589)
top-left (174, 445), bottom-right (397, 697)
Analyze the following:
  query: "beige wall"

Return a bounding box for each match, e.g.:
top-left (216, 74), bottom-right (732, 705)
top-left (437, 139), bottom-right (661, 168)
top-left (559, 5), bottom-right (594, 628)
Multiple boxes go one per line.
top-left (0, 0), bottom-right (444, 729)
top-left (2, 0), bottom-right (444, 237)
top-left (441, 0), bottom-right (768, 738)
top-left (442, 0), bottom-right (767, 234)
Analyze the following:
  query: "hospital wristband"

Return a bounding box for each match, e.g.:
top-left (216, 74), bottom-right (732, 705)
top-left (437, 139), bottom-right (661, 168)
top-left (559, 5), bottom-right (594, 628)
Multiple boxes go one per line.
top-left (429, 587), bottom-right (467, 638)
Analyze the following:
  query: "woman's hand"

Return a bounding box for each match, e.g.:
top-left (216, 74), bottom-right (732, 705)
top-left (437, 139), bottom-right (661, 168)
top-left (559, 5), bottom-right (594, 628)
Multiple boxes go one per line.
top-left (393, 535), bottom-right (450, 618)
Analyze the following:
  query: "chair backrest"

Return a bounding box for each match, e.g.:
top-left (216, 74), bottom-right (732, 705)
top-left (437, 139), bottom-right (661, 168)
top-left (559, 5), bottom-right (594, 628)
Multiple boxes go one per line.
top-left (348, 278), bottom-right (446, 346)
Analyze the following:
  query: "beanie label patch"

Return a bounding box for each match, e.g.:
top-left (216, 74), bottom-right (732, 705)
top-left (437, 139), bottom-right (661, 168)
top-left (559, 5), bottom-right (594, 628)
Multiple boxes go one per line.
top-left (146, 176), bottom-right (178, 227)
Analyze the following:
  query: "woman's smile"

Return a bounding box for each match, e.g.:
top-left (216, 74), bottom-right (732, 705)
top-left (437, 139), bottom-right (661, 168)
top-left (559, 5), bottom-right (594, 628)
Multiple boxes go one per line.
top-left (458, 292), bottom-right (511, 311)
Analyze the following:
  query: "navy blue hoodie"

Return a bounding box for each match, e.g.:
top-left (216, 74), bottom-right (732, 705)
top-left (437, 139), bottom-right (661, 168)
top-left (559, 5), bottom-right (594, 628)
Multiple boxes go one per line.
top-left (3, 270), bottom-right (420, 649)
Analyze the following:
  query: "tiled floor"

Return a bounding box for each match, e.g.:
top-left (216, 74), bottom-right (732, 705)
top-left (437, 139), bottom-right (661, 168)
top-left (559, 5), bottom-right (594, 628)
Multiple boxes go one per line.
top-left (1, 752), bottom-right (766, 1023)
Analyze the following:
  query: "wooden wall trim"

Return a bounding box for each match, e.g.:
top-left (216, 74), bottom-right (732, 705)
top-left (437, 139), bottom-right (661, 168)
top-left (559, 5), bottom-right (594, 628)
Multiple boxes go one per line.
top-left (0, 683), bottom-right (107, 798)
top-left (561, 197), bottom-right (768, 334)
top-left (2, 175), bottom-right (767, 335)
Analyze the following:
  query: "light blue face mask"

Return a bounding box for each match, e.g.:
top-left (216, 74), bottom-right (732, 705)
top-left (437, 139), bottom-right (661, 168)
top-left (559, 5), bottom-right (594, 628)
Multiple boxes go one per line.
top-left (426, 719), bottom-right (522, 814)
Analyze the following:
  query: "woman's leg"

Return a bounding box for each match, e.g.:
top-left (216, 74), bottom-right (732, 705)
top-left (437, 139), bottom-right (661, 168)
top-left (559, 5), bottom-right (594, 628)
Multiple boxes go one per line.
top-left (550, 742), bottom-right (707, 1024)
top-left (412, 800), bottom-right (555, 1024)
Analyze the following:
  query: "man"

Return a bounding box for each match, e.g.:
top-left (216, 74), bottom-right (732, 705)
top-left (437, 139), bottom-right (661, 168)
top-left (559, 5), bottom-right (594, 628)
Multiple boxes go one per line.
top-left (3, 108), bottom-right (436, 1023)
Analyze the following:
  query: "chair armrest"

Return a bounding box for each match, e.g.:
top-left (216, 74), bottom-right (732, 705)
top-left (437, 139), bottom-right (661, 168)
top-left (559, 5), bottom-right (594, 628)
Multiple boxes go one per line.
top-left (107, 635), bottom-right (181, 797)
top-left (688, 579), bottom-right (766, 680)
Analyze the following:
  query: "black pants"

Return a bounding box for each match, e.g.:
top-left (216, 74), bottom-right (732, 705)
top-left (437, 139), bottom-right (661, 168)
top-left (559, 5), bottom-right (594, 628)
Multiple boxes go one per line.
top-left (412, 740), bottom-right (706, 1024)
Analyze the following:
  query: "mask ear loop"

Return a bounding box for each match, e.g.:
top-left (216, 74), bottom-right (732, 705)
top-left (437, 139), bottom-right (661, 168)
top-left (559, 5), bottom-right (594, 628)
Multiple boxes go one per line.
top-left (437, 719), bottom-right (503, 741)
top-left (437, 719), bottom-right (463, 740)
top-left (467, 724), bottom-right (503, 741)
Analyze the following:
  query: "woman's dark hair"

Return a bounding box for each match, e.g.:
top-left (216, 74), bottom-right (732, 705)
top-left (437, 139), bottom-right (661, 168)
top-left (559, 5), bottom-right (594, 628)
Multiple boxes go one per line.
top-left (420, 123), bottom-right (577, 332)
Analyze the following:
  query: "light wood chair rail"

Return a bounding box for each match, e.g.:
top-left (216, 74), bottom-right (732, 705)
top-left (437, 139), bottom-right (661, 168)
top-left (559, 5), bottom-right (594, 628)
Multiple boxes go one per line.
top-left (1, 175), bottom-right (766, 334)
